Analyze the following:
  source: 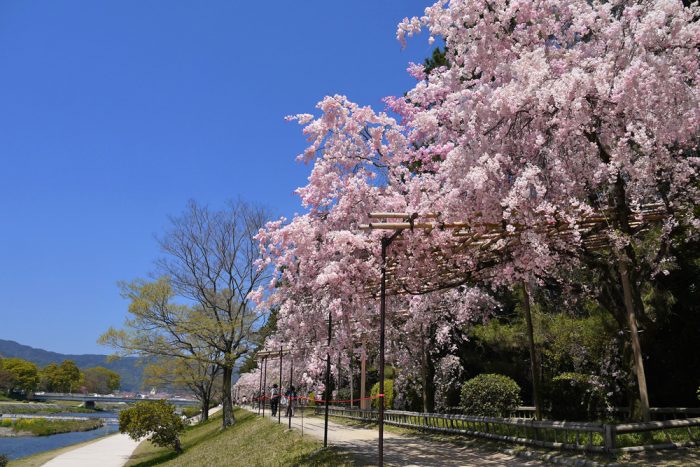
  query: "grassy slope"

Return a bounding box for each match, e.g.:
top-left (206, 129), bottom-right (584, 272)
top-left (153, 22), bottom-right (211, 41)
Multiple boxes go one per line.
top-left (127, 409), bottom-right (354, 466)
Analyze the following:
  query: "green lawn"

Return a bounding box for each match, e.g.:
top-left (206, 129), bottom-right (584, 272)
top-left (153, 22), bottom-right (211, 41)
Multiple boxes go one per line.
top-left (126, 409), bottom-right (354, 466)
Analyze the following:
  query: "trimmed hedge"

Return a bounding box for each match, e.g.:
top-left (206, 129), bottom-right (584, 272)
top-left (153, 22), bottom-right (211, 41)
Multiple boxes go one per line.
top-left (460, 373), bottom-right (521, 417)
top-left (548, 372), bottom-right (608, 421)
top-left (370, 379), bottom-right (394, 410)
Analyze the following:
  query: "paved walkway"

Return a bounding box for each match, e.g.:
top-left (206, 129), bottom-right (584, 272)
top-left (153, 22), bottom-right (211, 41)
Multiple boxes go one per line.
top-left (42, 433), bottom-right (140, 467)
top-left (257, 409), bottom-right (540, 466)
top-left (42, 405), bottom-right (222, 467)
top-left (188, 404), bottom-right (222, 424)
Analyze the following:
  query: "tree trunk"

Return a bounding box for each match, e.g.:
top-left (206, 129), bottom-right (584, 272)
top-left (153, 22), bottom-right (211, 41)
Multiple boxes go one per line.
top-left (222, 366), bottom-right (235, 428)
top-left (612, 174), bottom-right (651, 422)
top-left (618, 259), bottom-right (651, 421)
top-left (420, 330), bottom-right (435, 413)
top-left (521, 282), bottom-right (543, 420)
top-left (595, 135), bottom-right (651, 422)
top-left (173, 437), bottom-right (182, 454)
top-left (200, 395), bottom-right (210, 423)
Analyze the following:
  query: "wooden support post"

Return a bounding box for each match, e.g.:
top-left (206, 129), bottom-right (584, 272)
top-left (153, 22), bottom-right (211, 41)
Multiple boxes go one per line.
top-left (522, 282), bottom-right (543, 421)
top-left (258, 357), bottom-right (263, 416)
top-left (262, 357), bottom-right (267, 418)
top-left (350, 351), bottom-right (354, 408)
top-left (378, 236), bottom-right (388, 466)
top-left (360, 347), bottom-right (367, 410)
top-left (604, 424), bottom-right (617, 452)
top-left (324, 310), bottom-right (332, 447)
top-left (278, 347), bottom-right (283, 424)
top-left (288, 357), bottom-right (294, 429)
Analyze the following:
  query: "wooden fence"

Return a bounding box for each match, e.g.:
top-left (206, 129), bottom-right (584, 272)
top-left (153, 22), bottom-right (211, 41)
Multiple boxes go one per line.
top-left (315, 406), bottom-right (700, 453)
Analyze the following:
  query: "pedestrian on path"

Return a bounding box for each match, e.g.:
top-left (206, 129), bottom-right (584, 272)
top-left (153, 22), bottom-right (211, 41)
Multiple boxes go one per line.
top-left (270, 384), bottom-right (280, 417)
top-left (285, 385), bottom-right (297, 417)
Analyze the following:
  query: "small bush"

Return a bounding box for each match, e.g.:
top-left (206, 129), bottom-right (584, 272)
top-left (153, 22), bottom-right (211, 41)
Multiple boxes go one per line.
top-left (335, 388), bottom-right (352, 402)
top-left (548, 372), bottom-right (609, 421)
top-left (370, 379), bottom-right (394, 410)
top-left (182, 407), bottom-right (201, 418)
top-left (0, 454), bottom-right (8, 467)
top-left (460, 373), bottom-right (521, 417)
top-left (393, 372), bottom-right (422, 411)
top-left (119, 400), bottom-right (185, 453)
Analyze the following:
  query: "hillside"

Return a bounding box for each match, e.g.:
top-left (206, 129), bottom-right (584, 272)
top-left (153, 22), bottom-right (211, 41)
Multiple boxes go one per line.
top-left (0, 339), bottom-right (144, 391)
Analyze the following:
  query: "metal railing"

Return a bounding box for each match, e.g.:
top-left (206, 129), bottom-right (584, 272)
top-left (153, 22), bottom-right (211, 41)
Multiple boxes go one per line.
top-left (316, 406), bottom-right (700, 453)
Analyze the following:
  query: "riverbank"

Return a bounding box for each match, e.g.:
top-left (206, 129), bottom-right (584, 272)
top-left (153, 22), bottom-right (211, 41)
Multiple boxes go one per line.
top-left (0, 418), bottom-right (103, 437)
top-left (0, 402), bottom-right (98, 415)
top-left (126, 408), bottom-right (352, 466)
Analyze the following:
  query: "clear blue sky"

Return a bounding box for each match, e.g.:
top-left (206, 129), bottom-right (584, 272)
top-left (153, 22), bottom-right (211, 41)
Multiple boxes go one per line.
top-left (0, 1), bottom-right (434, 354)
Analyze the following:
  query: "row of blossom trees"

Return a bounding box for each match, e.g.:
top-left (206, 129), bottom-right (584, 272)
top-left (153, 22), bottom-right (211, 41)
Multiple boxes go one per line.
top-left (237, 0), bottom-right (699, 422)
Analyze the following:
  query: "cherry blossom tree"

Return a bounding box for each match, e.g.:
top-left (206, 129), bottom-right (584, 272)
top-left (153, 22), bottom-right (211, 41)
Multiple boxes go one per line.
top-left (254, 0), bottom-right (699, 422)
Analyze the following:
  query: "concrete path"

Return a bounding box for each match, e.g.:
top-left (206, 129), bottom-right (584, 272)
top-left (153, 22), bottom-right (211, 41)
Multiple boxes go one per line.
top-left (42, 405), bottom-right (222, 466)
top-left (41, 433), bottom-right (140, 467)
top-left (259, 409), bottom-right (541, 466)
top-left (188, 404), bottom-right (222, 424)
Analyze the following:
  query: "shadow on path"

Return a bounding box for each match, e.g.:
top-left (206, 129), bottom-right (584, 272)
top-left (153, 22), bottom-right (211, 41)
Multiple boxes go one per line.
top-left (254, 408), bottom-right (539, 466)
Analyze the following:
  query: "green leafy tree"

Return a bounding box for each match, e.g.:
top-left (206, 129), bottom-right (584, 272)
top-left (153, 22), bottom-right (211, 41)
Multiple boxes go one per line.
top-left (103, 200), bottom-right (270, 429)
top-left (0, 358), bottom-right (16, 396)
top-left (82, 367), bottom-right (120, 394)
top-left (39, 360), bottom-right (82, 393)
top-left (100, 277), bottom-right (231, 425)
top-left (39, 363), bottom-right (60, 392)
top-left (1, 358), bottom-right (39, 395)
top-left (119, 400), bottom-right (185, 453)
top-left (58, 361), bottom-right (81, 392)
top-left (143, 357), bottom-right (220, 422)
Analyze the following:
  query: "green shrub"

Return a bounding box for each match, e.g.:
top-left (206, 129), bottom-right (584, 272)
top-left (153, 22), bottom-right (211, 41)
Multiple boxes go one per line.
top-left (335, 388), bottom-right (352, 402)
top-left (119, 400), bottom-right (185, 453)
top-left (460, 373), bottom-right (521, 417)
top-left (370, 379), bottom-right (394, 410)
top-left (182, 407), bottom-right (201, 418)
top-left (548, 372), bottom-right (609, 421)
top-left (0, 453), bottom-right (8, 467)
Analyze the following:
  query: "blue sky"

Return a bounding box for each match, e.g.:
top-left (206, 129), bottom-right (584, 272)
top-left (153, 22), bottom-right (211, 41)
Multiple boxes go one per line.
top-left (0, 1), bottom-right (434, 354)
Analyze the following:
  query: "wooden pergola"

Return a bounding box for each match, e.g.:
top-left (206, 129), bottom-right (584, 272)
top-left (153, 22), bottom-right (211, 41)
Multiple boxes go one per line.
top-left (357, 202), bottom-right (667, 465)
top-left (359, 203), bottom-right (667, 297)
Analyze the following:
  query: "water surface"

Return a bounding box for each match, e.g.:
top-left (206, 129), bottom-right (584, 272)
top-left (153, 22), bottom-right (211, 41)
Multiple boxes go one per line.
top-left (0, 413), bottom-right (119, 460)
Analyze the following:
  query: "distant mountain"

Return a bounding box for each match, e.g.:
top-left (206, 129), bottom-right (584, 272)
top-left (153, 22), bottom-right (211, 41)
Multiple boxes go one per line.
top-left (0, 339), bottom-right (144, 391)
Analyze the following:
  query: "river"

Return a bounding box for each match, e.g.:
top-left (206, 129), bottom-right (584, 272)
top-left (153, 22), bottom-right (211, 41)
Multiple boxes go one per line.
top-left (0, 412), bottom-right (120, 460)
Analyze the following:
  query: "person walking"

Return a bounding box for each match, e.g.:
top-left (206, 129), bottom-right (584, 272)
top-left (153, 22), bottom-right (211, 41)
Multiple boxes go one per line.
top-left (270, 384), bottom-right (280, 417)
top-left (285, 385), bottom-right (297, 417)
